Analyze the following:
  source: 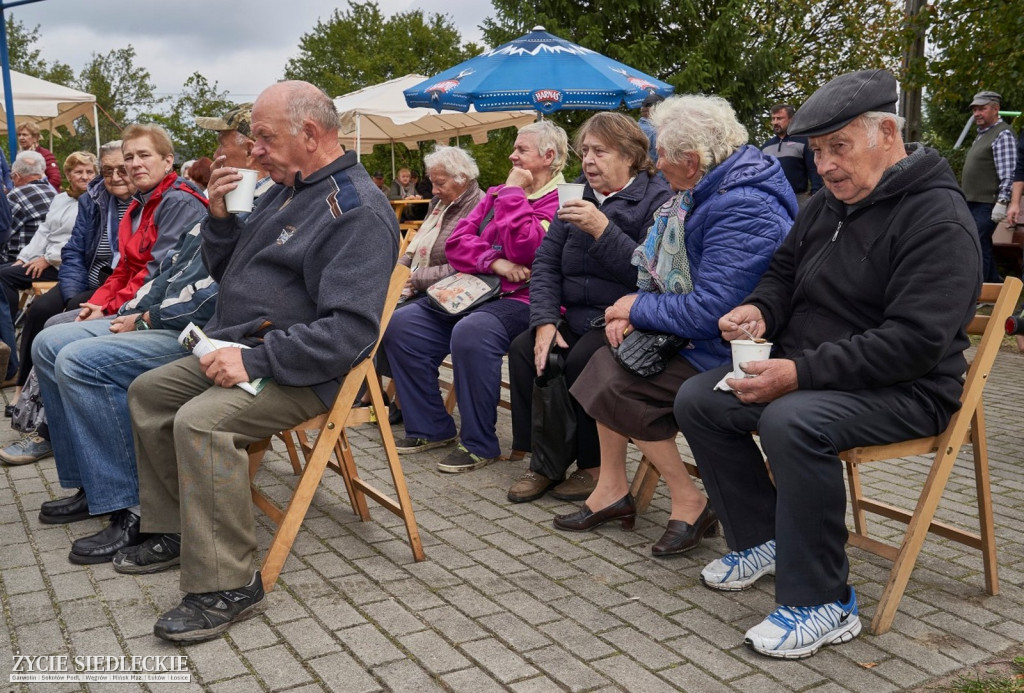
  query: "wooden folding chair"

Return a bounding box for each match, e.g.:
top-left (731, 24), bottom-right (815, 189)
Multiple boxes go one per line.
top-left (840, 277), bottom-right (1020, 633)
top-left (248, 265), bottom-right (424, 593)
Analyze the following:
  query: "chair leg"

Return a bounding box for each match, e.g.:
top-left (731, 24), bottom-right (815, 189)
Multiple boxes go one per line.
top-left (260, 425), bottom-right (345, 591)
top-left (969, 404), bottom-right (999, 595)
top-left (366, 372), bottom-right (425, 561)
top-left (870, 444), bottom-right (964, 634)
top-left (630, 456), bottom-right (661, 514)
top-left (845, 459), bottom-right (868, 538)
top-left (336, 431), bottom-right (372, 521)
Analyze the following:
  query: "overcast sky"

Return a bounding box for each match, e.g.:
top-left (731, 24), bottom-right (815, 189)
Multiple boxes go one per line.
top-left (14, 0), bottom-right (494, 101)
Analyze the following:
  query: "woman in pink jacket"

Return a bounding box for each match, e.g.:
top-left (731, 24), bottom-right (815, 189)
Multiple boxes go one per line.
top-left (383, 121), bottom-right (567, 473)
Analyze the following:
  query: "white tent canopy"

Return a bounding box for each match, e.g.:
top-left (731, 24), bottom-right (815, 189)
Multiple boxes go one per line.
top-left (334, 74), bottom-right (536, 160)
top-left (0, 70), bottom-right (99, 149)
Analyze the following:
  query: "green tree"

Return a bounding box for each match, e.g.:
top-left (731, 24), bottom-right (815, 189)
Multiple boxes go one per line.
top-left (148, 73), bottom-right (235, 160)
top-left (922, 0), bottom-right (1024, 146)
top-left (284, 0), bottom-right (480, 97)
top-left (4, 16), bottom-right (74, 85)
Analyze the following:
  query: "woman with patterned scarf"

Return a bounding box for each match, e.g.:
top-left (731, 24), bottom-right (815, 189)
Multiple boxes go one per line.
top-left (553, 95), bottom-right (797, 557)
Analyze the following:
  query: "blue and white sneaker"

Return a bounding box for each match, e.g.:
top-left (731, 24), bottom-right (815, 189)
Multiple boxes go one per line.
top-left (744, 587), bottom-right (862, 659)
top-left (700, 539), bottom-right (776, 591)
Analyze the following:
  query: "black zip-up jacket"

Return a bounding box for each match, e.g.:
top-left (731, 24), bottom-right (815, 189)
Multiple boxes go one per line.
top-left (747, 144), bottom-right (982, 424)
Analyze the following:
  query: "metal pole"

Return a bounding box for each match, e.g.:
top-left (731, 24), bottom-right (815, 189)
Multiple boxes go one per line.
top-left (899, 0), bottom-right (925, 143)
top-left (92, 102), bottom-right (99, 154)
top-left (0, 0), bottom-right (50, 156)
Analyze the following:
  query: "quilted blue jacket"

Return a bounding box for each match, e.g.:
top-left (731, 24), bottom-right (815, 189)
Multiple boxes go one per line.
top-left (629, 144), bottom-right (797, 372)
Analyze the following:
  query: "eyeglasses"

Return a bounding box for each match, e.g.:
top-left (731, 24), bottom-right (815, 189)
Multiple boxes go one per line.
top-left (101, 165), bottom-right (128, 179)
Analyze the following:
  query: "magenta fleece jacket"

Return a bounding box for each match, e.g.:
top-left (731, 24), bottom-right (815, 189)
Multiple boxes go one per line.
top-left (444, 176), bottom-right (563, 303)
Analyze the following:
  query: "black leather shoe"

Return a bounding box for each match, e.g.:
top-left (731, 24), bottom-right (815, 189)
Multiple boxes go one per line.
top-left (69, 509), bottom-right (146, 564)
top-left (154, 570), bottom-right (267, 643)
top-left (553, 494), bottom-right (636, 532)
top-left (651, 501), bottom-right (719, 557)
top-left (4, 403), bottom-right (13, 417)
top-left (388, 402), bottom-right (403, 426)
top-left (39, 489), bottom-right (91, 525)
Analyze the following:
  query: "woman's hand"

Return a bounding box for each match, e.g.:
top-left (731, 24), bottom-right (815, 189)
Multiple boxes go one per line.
top-left (534, 323), bottom-right (569, 376)
top-left (76, 303), bottom-right (105, 321)
top-left (605, 317), bottom-right (633, 348)
top-left (490, 258), bottom-right (531, 283)
top-left (505, 167), bottom-right (533, 190)
top-left (22, 257), bottom-right (51, 278)
top-left (557, 199), bottom-right (608, 239)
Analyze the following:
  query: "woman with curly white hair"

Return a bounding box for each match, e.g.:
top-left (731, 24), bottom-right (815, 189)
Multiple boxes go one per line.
top-left (552, 94), bottom-right (797, 557)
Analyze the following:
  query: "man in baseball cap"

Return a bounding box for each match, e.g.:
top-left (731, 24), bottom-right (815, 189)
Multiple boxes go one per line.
top-left (960, 89), bottom-right (1015, 282)
top-left (674, 69), bottom-right (981, 659)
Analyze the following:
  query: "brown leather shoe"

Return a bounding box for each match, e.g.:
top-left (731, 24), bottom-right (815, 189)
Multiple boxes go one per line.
top-left (651, 501), bottom-right (719, 557)
top-left (553, 494), bottom-right (636, 532)
top-left (550, 470), bottom-right (597, 501)
top-left (507, 470), bottom-right (559, 503)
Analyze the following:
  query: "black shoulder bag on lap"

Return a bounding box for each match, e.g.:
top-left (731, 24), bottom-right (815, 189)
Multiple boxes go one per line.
top-left (530, 326), bottom-right (577, 480)
top-left (426, 206), bottom-right (503, 315)
top-left (612, 329), bottom-right (689, 378)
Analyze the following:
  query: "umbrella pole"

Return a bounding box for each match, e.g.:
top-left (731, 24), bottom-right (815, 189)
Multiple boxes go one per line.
top-left (356, 114), bottom-right (361, 162)
top-left (93, 103), bottom-right (100, 155)
top-left (391, 145), bottom-right (395, 180)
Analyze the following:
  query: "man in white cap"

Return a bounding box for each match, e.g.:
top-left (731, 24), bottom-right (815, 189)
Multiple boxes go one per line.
top-left (674, 69), bottom-right (981, 659)
top-left (961, 90), bottom-right (1016, 283)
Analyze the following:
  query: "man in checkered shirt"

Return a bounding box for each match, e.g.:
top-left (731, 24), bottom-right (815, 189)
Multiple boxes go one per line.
top-left (2, 150), bottom-right (56, 263)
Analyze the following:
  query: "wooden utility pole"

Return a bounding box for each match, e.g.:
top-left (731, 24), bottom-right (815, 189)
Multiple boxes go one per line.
top-left (899, 0), bottom-right (926, 142)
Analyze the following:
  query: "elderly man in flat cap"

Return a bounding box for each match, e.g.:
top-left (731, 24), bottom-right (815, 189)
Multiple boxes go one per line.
top-left (961, 90), bottom-right (1016, 283)
top-left (673, 69), bottom-right (981, 659)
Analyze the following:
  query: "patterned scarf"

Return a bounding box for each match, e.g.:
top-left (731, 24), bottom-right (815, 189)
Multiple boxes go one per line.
top-left (632, 189), bottom-right (694, 294)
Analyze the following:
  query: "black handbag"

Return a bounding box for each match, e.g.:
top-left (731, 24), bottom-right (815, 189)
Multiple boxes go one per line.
top-left (612, 329), bottom-right (689, 378)
top-left (530, 333), bottom-right (577, 479)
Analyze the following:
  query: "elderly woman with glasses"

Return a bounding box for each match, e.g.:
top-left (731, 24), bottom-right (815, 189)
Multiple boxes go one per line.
top-left (552, 95), bottom-right (796, 558)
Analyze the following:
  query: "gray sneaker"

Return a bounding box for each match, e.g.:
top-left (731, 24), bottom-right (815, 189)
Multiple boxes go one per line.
top-left (394, 435), bottom-right (456, 454)
top-left (0, 435), bottom-right (53, 465)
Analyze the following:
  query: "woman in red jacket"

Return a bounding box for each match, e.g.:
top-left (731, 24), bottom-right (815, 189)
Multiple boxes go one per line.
top-left (76, 124), bottom-right (208, 322)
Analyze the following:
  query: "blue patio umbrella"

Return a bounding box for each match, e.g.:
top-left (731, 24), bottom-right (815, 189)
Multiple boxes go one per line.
top-left (404, 26), bottom-right (674, 115)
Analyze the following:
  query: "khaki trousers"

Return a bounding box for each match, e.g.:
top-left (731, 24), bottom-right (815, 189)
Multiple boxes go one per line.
top-left (129, 357), bottom-right (326, 593)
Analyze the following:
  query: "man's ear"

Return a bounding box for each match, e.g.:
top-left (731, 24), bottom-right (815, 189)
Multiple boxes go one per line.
top-left (879, 118), bottom-right (898, 149)
top-left (303, 120), bottom-right (318, 151)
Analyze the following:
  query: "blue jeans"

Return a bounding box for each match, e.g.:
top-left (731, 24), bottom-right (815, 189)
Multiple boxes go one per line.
top-left (33, 319), bottom-right (188, 514)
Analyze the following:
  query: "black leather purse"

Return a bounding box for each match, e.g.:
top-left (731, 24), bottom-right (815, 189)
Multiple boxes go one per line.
top-left (612, 329), bottom-right (688, 378)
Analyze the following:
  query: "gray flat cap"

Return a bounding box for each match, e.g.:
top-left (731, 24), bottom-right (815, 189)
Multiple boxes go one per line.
top-left (969, 90), bottom-right (1001, 108)
top-left (788, 69), bottom-right (898, 137)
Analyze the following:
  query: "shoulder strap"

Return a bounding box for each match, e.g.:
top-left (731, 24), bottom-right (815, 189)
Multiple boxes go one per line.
top-left (477, 205), bottom-right (496, 236)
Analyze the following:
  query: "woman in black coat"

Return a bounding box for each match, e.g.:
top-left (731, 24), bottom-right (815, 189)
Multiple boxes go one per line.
top-left (506, 112), bottom-right (671, 503)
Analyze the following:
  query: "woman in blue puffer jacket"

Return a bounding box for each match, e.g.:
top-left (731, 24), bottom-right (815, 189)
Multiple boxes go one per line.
top-left (552, 95), bottom-right (798, 558)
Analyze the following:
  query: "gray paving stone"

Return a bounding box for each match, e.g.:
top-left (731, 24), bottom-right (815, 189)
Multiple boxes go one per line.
top-left (461, 636), bottom-right (539, 683)
top-left (276, 618), bottom-right (340, 660)
top-left (659, 662), bottom-right (737, 693)
top-left (524, 645), bottom-right (609, 692)
top-left (442, 667), bottom-right (509, 693)
top-left (591, 654), bottom-right (681, 693)
top-left (398, 629), bottom-right (471, 674)
top-left (335, 623), bottom-right (405, 667)
top-left (307, 651), bottom-right (381, 692)
top-left (372, 658), bottom-right (444, 692)
top-left (537, 619), bottom-right (616, 661)
top-left (418, 605), bottom-right (487, 643)
top-left (245, 643), bottom-right (313, 689)
top-left (181, 637), bottom-right (249, 684)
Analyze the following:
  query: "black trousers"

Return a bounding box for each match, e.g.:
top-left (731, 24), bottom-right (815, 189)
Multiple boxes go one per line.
top-left (674, 365), bottom-right (946, 606)
top-left (508, 325), bottom-right (606, 474)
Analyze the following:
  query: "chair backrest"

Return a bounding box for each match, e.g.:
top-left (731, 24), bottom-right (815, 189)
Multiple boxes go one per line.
top-left (369, 264), bottom-right (411, 360)
top-left (953, 278), bottom-right (1022, 421)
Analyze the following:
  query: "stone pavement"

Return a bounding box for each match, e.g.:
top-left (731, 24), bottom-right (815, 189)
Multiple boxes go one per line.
top-left (1, 351), bottom-right (1022, 692)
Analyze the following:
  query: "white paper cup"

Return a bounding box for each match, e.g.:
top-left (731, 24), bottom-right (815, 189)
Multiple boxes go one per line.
top-left (557, 183), bottom-right (585, 207)
top-left (731, 339), bottom-right (772, 379)
top-left (225, 168), bottom-right (259, 214)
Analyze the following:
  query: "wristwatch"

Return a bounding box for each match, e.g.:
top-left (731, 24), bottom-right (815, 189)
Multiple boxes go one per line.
top-left (135, 316), bottom-right (150, 331)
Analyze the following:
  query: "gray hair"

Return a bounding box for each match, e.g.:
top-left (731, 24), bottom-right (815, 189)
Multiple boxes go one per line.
top-left (517, 120), bottom-right (568, 175)
top-left (99, 140), bottom-right (123, 159)
top-left (12, 149), bottom-right (45, 177)
top-left (859, 111), bottom-right (906, 146)
top-left (650, 94), bottom-right (748, 173)
top-left (280, 81), bottom-right (339, 135)
top-left (423, 145), bottom-right (479, 185)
